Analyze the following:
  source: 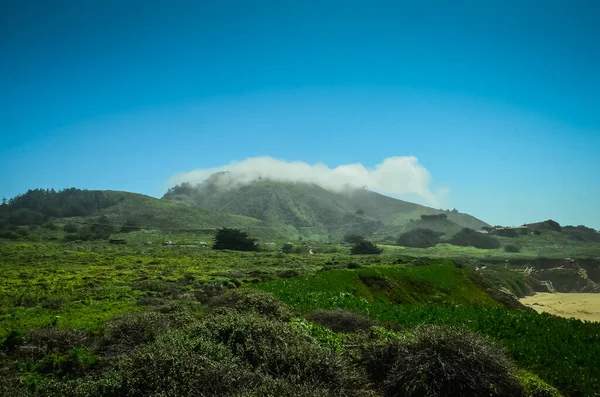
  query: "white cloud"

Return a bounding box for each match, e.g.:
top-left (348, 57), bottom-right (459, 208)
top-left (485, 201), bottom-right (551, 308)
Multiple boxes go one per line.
top-left (169, 156), bottom-right (445, 205)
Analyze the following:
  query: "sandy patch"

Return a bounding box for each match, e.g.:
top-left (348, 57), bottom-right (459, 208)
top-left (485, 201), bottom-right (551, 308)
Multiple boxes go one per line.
top-left (520, 293), bottom-right (600, 322)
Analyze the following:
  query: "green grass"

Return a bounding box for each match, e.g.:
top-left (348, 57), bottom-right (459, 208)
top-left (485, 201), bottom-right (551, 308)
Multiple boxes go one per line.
top-left (0, 242), bottom-right (380, 338)
top-left (2, 241), bottom-right (600, 396)
top-left (256, 266), bottom-right (600, 397)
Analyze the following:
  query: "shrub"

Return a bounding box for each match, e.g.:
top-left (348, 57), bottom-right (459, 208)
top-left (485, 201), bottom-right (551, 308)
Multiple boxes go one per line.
top-left (26, 347), bottom-right (100, 379)
top-left (351, 240), bottom-right (383, 255)
top-left (448, 228), bottom-right (501, 249)
top-left (213, 228), bottom-right (258, 251)
top-left (102, 312), bottom-right (183, 354)
top-left (493, 228), bottom-right (521, 238)
top-left (294, 245), bottom-right (311, 254)
top-left (360, 325), bottom-right (522, 397)
top-left (281, 243), bottom-right (294, 253)
top-left (396, 228), bottom-right (442, 248)
top-left (63, 223), bottom-right (79, 233)
top-left (200, 311), bottom-right (371, 395)
top-left (115, 331), bottom-right (258, 396)
top-left (420, 214), bottom-right (447, 220)
top-left (16, 328), bottom-right (93, 363)
top-left (0, 230), bottom-right (19, 239)
top-left (120, 219), bottom-right (140, 233)
top-left (16, 228), bottom-right (29, 237)
top-left (306, 310), bottom-right (374, 333)
top-left (42, 222), bottom-right (58, 230)
top-left (504, 244), bottom-right (521, 253)
top-left (207, 289), bottom-right (293, 321)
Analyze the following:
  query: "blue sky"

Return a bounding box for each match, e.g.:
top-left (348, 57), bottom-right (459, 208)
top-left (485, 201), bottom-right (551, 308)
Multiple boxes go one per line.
top-left (1, 0), bottom-right (599, 227)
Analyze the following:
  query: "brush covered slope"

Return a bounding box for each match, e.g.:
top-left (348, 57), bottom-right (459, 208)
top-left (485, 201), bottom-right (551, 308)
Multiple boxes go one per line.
top-left (163, 173), bottom-right (489, 239)
top-left (0, 188), bottom-right (279, 238)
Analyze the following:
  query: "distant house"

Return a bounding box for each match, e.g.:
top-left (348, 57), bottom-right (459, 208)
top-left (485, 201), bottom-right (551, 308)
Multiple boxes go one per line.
top-left (109, 239), bottom-right (126, 245)
top-left (198, 241), bottom-right (208, 247)
top-left (163, 240), bottom-right (177, 246)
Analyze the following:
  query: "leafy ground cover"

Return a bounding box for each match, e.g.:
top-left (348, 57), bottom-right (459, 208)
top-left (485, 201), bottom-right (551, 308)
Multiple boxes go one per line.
top-left (1, 241), bottom-right (599, 396)
top-left (256, 266), bottom-right (600, 396)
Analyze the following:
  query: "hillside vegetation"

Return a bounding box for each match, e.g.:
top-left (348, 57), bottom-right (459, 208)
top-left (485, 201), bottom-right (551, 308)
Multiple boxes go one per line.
top-left (2, 243), bottom-right (592, 396)
top-left (257, 266), bottom-right (600, 396)
top-left (163, 175), bottom-right (490, 239)
top-left (0, 188), bottom-right (282, 239)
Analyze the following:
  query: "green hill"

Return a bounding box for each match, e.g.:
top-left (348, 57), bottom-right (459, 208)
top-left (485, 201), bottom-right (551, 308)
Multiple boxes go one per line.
top-left (93, 191), bottom-right (267, 231)
top-left (0, 188), bottom-right (282, 238)
top-left (163, 175), bottom-right (489, 239)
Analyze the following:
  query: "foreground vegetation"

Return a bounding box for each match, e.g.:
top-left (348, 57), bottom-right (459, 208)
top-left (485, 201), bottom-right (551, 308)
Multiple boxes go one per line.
top-left (257, 267), bottom-right (600, 396)
top-left (0, 242), bottom-right (599, 396)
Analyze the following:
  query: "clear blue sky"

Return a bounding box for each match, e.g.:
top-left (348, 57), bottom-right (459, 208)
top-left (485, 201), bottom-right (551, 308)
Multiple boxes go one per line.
top-left (1, 0), bottom-right (599, 228)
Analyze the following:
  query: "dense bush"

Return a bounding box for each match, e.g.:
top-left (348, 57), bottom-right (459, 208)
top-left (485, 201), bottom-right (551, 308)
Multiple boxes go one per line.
top-left (361, 325), bottom-right (522, 397)
top-left (16, 328), bottom-right (94, 363)
top-left (493, 228), bottom-right (522, 238)
top-left (448, 228), bottom-right (501, 249)
top-left (420, 213), bottom-right (447, 220)
top-left (351, 240), bottom-right (383, 255)
top-left (306, 310), bottom-right (374, 333)
top-left (213, 228), bottom-right (258, 251)
top-left (119, 219), bottom-right (139, 233)
top-left (102, 311), bottom-right (192, 354)
top-left (396, 228), bottom-right (442, 248)
top-left (504, 244), bottom-right (521, 253)
top-left (207, 289), bottom-right (293, 321)
top-left (63, 223), bottom-right (79, 233)
top-left (281, 242), bottom-right (294, 253)
top-left (114, 331), bottom-right (258, 396)
top-left (200, 311), bottom-right (371, 395)
top-left (0, 230), bottom-right (19, 239)
top-left (77, 216), bottom-right (116, 240)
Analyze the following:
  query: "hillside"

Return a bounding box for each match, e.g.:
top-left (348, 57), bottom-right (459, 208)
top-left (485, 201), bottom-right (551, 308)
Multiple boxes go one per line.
top-left (399, 214), bottom-right (464, 236)
top-left (0, 188), bottom-right (281, 238)
top-left (163, 175), bottom-right (490, 239)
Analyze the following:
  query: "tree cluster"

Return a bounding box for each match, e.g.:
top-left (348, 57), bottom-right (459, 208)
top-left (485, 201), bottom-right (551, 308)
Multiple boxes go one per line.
top-left (213, 228), bottom-right (258, 251)
top-left (420, 214), bottom-right (448, 221)
top-left (350, 239), bottom-right (383, 255)
top-left (0, 188), bottom-right (120, 228)
top-left (396, 228), bottom-right (443, 248)
top-left (448, 228), bottom-right (501, 249)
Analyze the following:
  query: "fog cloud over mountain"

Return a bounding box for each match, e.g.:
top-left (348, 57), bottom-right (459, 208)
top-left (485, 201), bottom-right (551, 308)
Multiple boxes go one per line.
top-left (169, 156), bottom-right (446, 205)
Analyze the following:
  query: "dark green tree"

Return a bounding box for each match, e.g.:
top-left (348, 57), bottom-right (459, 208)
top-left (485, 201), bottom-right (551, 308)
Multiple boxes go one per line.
top-left (397, 229), bottom-right (443, 248)
top-left (350, 240), bottom-right (383, 255)
top-left (448, 228), bottom-right (501, 249)
top-left (281, 243), bottom-right (294, 253)
top-left (213, 228), bottom-right (258, 251)
top-left (63, 223), bottom-right (79, 233)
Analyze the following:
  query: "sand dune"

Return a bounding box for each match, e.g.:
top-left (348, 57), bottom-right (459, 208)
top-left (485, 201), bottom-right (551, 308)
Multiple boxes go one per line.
top-left (520, 293), bottom-right (600, 322)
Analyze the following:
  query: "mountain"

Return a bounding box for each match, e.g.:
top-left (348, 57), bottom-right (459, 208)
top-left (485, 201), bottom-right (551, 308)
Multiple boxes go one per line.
top-left (0, 188), bottom-right (278, 237)
top-left (163, 175), bottom-right (490, 239)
